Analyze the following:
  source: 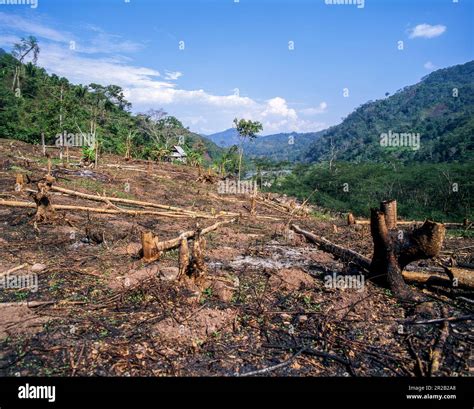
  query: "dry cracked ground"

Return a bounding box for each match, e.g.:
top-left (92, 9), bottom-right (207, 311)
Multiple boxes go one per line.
top-left (0, 139), bottom-right (472, 377)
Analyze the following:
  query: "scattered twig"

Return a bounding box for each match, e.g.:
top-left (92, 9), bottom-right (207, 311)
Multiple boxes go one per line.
top-left (238, 348), bottom-right (305, 377)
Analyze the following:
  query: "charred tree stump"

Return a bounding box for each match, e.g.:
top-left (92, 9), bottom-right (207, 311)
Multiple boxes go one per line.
top-left (369, 207), bottom-right (445, 301)
top-left (32, 175), bottom-right (56, 222)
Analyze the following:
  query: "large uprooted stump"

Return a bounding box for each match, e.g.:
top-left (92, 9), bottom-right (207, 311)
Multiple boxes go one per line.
top-left (369, 205), bottom-right (445, 301)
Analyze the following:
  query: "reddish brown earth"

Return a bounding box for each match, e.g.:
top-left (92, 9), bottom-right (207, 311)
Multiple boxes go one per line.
top-left (0, 139), bottom-right (472, 377)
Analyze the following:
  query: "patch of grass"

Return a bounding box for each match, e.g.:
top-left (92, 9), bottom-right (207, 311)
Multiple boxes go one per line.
top-left (38, 157), bottom-right (62, 166)
top-left (447, 229), bottom-right (474, 239)
top-left (200, 287), bottom-right (213, 303)
top-left (162, 248), bottom-right (179, 261)
top-left (10, 165), bottom-right (32, 174)
top-left (63, 178), bottom-right (104, 192)
top-left (62, 178), bottom-right (135, 200)
top-left (310, 210), bottom-right (333, 221)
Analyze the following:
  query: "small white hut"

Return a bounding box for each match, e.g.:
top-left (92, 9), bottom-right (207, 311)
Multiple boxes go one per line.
top-left (167, 145), bottom-right (187, 163)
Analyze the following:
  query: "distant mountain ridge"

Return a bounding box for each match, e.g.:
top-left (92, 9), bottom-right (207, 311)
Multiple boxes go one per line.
top-left (204, 128), bottom-right (325, 162)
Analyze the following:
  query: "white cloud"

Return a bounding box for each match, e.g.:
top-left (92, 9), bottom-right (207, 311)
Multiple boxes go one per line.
top-left (424, 61), bottom-right (436, 70)
top-left (0, 12), bottom-right (68, 43)
top-left (261, 97), bottom-right (297, 120)
top-left (0, 34), bottom-right (21, 48)
top-left (1, 13), bottom-right (327, 134)
top-left (0, 12), bottom-right (143, 55)
top-left (409, 24), bottom-right (446, 39)
top-left (300, 102), bottom-right (328, 115)
top-left (164, 71), bottom-right (183, 81)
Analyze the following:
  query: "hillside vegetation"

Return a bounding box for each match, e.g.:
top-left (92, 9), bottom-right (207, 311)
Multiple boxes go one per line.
top-left (305, 61), bottom-right (474, 163)
top-left (0, 48), bottom-right (222, 162)
top-left (267, 62), bottom-right (474, 221)
top-left (271, 162), bottom-right (472, 222)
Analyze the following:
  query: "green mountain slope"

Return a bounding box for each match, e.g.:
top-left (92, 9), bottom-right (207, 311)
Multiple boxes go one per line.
top-left (0, 51), bottom-right (222, 161)
top-left (306, 61), bottom-right (474, 163)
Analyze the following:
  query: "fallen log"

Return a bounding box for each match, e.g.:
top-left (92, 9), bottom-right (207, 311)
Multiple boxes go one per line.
top-left (290, 224), bottom-right (371, 270)
top-left (141, 218), bottom-right (235, 263)
top-left (50, 185), bottom-right (280, 221)
top-left (402, 268), bottom-right (474, 289)
top-left (429, 307), bottom-right (450, 376)
top-left (350, 219), bottom-right (465, 229)
top-left (50, 185), bottom-right (209, 217)
top-left (0, 199), bottom-right (192, 218)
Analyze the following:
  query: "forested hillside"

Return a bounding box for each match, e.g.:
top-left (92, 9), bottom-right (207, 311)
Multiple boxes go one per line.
top-left (305, 61), bottom-right (474, 163)
top-left (272, 162), bottom-right (472, 222)
top-left (0, 47), bottom-right (222, 161)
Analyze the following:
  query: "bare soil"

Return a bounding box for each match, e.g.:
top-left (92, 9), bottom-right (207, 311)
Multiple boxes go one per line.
top-left (0, 139), bottom-right (472, 377)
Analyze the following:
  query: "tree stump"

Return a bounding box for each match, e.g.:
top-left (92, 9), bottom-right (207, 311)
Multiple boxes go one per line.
top-left (141, 231), bottom-right (158, 262)
top-left (369, 206), bottom-right (445, 301)
top-left (177, 235), bottom-right (190, 281)
top-left (380, 199), bottom-right (397, 229)
top-left (347, 212), bottom-right (356, 225)
top-left (15, 174), bottom-right (24, 192)
top-left (32, 176), bottom-right (56, 222)
top-left (190, 229), bottom-right (207, 283)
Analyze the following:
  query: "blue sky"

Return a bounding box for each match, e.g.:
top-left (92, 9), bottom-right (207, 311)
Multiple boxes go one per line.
top-left (0, 0), bottom-right (473, 134)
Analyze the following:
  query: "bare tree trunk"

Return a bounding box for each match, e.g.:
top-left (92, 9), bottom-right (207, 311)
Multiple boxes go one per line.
top-left (41, 132), bottom-right (46, 156)
top-left (238, 146), bottom-right (243, 181)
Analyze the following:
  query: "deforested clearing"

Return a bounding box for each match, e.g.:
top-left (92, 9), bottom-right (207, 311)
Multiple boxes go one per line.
top-left (0, 139), bottom-right (472, 377)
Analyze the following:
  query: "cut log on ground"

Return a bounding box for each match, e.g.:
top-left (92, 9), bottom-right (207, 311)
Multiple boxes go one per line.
top-left (290, 224), bottom-right (371, 270)
top-left (349, 219), bottom-right (466, 229)
top-left (50, 185), bottom-right (212, 217)
top-left (0, 200), bottom-right (195, 219)
top-left (430, 307), bottom-right (450, 376)
top-left (402, 268), bottom-right (474, 290)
